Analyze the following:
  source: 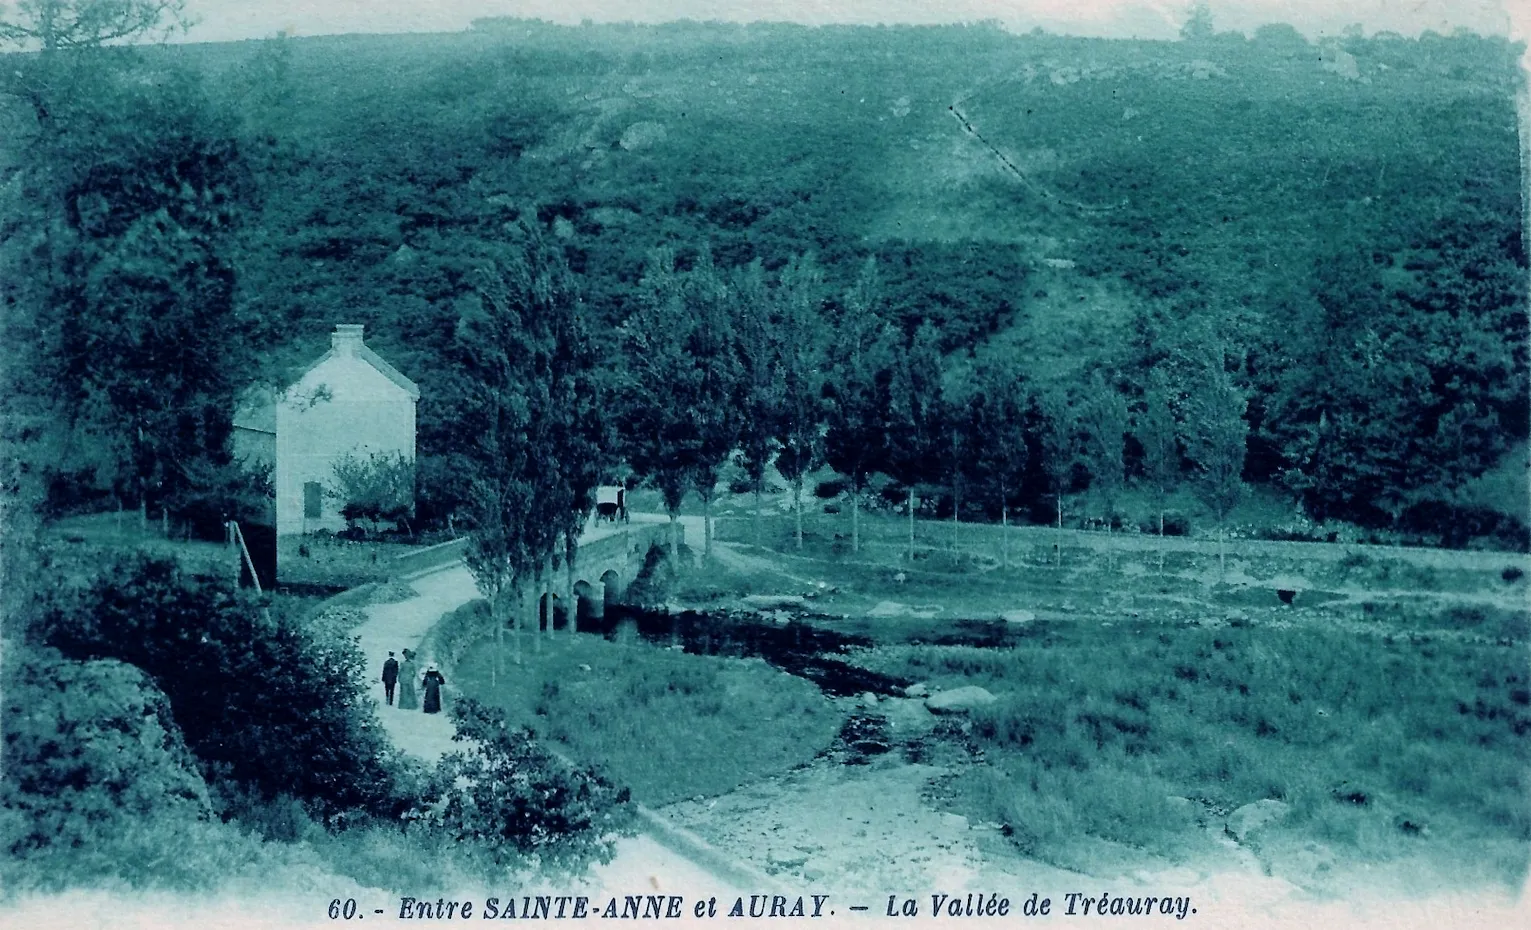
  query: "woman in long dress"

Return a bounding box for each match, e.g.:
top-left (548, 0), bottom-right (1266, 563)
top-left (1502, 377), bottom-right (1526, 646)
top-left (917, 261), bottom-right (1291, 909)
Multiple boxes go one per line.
top-left (421, 664), bottom-right (446, 715)
top-left (396, 649), bottom-right (419, 711)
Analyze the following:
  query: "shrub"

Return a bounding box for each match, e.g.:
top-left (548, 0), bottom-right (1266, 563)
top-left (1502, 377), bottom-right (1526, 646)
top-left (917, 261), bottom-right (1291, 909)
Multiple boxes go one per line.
top-left (37, 553), bottom-right (402, 818)
top-left (425, 698), bottom-right (634, 871)
top-left (330, 451), bottom-right (416, 536)
top-left (1503, 566), bottom-right (1524, 584)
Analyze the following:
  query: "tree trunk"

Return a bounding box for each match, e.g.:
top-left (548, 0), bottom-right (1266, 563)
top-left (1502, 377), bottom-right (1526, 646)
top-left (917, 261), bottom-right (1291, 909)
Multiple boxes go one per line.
top-left (1001, 504), bottom-right (1009, 569)
top-left (565, 539), bottom-right (577, 635)
top-left (851, 489), bottom-right (860, 554)
top-left (952, 484), bottom-right (960, 554)
top-left (754, 480), bottom-right (763, 549)
top-left (1055, 495), bottom-right (1063, 568)
top-left (669, 510), bottom-right (680, 561)
top-left (539, 563), bottom-right (551, 651)
top-left (493, 593), bottom-right (501, 689)
top-left (513, 583), bottom-right (524, 666)
top-left (1217, 521), bottom-right (1227, 581)
top-left (907, 488), bottom-right (916, 562)
top-left (139, 497), bottom-right (148, 535)
top-left (793, 478), bottom-right (803, 550)
top-left (1158, 507), bottom-right (1165, 575)
top-left (702, 493), bottom-right (712, 560)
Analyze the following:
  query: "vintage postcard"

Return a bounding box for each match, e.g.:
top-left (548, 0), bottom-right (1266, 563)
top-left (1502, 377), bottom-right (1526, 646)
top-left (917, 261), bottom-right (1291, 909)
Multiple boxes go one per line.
top-left (0, 1), bottom-right (1526, 928)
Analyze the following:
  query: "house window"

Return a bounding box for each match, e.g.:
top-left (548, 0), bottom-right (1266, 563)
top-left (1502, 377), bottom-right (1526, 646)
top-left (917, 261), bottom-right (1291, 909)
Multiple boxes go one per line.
top-left (303, 482), bottom-right (323, 519)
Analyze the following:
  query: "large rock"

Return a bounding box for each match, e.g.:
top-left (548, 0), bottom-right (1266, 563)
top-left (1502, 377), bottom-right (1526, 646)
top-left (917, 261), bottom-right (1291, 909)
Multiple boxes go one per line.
top-left (1002, 609), bottom-right (1036, 624)
top-left (1226, 799), bottom-right (1291, 841)
top-left (925, 686), bottom-right (998, 714)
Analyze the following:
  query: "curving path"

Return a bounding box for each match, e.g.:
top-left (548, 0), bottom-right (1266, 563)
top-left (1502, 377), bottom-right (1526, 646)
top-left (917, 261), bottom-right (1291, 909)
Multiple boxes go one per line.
top-left (351, 514), bottom-right (750, 899)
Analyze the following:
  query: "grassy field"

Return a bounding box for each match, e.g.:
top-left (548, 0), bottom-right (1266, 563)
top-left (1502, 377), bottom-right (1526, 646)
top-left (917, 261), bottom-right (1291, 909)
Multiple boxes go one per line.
top-left (451, 622), bottom-right (843, 806)
top-left (854, 618), bottom-right (1529, 882)
top-left (645, 503), bottom-right (1529, 888)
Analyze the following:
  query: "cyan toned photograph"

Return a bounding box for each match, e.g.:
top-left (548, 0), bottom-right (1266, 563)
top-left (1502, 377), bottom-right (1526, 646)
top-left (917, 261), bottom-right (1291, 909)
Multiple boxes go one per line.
top-left (0, 2), bottom-right (1526, 928)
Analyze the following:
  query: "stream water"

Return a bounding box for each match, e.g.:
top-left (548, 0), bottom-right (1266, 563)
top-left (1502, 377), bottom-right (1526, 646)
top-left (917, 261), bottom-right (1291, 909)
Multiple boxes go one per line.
top-left (584, 605), bottom-right (1062, 698)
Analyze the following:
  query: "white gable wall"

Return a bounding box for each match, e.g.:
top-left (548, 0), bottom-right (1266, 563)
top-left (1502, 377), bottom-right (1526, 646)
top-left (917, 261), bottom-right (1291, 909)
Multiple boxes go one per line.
top-left (275, 353), bottom-right (417, 537)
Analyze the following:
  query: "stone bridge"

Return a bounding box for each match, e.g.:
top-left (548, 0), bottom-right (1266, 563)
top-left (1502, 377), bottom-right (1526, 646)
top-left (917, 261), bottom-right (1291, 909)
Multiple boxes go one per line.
top-left (542, 519), bottom-right (677, 631)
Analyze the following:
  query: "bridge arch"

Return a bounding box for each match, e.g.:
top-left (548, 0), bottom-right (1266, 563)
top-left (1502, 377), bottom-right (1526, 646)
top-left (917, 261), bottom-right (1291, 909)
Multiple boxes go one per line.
top-left (599, 569), bottom-right (622, 612)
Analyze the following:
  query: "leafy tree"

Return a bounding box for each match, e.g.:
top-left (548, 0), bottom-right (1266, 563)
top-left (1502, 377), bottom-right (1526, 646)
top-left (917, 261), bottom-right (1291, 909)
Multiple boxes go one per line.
top-left (6, 50), bottom-right (255, 533)
top-left (0, 0), bottom-right (190, 50)
top-left (885, 321), bottom-right (945, 562)
top-left (770, 254), bottom-right (830, 551)
top-left (458, 223), bottom-right (588, 660)
top-left (1183, 347), bottom-right (1249, 578)
top-left (1179, 2), bottom-right (1214, 42)
top-left (823, 257), bottom-right (895, 554)
top-left (968, 353), bottom-right (1029, 567)
top-left (1136, 365), bottom-right (1181, 569)
top-left (329, 451), bottom-right (415, 535)
top-left (730, 260), bottom-right (783, 548)
top-left (620, 248), bottom-right (708, 558)
top-left (1079, 372), bottom-right (1129, 532)
top-left (1037, 388), bottom-right (1080, 565)
top-left (681, 247), bottom-right (743, 559)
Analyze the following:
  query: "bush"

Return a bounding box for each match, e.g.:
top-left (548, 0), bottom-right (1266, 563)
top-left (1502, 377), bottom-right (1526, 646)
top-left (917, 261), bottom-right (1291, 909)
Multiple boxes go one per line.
top-left (1503, 566), bottom-right (1524, 584)
top-left (330, 451), bottom-right (416, 536)
top-left (37, 553), bottom-right (402, 818)
top-left (425, 698), bottom-right (634, 871)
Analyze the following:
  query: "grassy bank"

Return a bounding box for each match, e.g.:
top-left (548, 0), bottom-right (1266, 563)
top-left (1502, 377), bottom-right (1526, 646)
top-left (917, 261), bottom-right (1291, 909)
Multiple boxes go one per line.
top-left (855, 615), bottom-right (1530, 884)
top-left (452, 626), bottom-right (844, 805)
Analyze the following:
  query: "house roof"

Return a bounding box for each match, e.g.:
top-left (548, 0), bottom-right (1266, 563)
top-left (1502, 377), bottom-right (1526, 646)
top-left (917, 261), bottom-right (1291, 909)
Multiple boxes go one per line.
top-left (233, 334), bottom-right (420, 431)
top-left (300, 344), bottom-right (422, 400)
top-left (233, 385), bottom-right (277, 433)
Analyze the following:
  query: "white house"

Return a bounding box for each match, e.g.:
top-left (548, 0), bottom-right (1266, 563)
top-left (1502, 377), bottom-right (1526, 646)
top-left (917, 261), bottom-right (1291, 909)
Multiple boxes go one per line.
top-left (234, 324), bottom-right (420, 537)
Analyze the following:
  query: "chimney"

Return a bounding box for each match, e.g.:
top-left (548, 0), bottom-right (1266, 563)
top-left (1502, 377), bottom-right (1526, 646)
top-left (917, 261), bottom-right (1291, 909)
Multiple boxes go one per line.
top-left (331, 324), bottom-right (365, 356)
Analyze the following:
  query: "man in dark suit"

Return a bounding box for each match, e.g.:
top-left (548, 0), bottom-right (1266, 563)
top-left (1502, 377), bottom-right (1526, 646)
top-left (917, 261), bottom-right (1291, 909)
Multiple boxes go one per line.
top-left (381, 651), bottom-right (400, 706)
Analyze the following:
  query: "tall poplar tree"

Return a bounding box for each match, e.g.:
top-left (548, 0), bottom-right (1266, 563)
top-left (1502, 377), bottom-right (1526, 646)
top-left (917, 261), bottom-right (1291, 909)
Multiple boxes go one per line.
top-left (823, 257), bottom-right (894, 554)
top-left (770, 254), bottom-right (830, 551)
top-left (1183, 346), bottom-right (1249, 579)
top-left (886, 321), bottom-right (945, 562)
top-left (968, 354), bottom-right (1029, 568)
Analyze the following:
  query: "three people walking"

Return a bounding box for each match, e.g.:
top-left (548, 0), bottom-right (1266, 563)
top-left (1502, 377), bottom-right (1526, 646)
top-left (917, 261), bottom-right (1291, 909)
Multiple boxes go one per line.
top-left (382, 648), bottom-right (442, 713)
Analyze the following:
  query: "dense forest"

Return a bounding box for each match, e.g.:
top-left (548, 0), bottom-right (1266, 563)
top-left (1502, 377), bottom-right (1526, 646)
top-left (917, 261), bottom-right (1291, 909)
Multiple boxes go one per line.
top-left (4, 17), bottom-right (1524, 552)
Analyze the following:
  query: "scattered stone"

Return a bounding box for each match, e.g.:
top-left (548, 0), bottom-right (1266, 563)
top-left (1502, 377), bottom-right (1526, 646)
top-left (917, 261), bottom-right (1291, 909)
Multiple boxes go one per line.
top-left (1226, 799), bottom-right (1291, 842)
top-left (904, 682), bottom-right (929, 698)
top-left (1001, 609), bottom-right (1036, 624)
top-left (861, 691), bottom-right (879, 706)
top-left (578, 664), bottom-right (592, 672)
top-left (618, 121), bottom-right (667, 150)
top-left (925, 686), bottom-right (998, 714)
